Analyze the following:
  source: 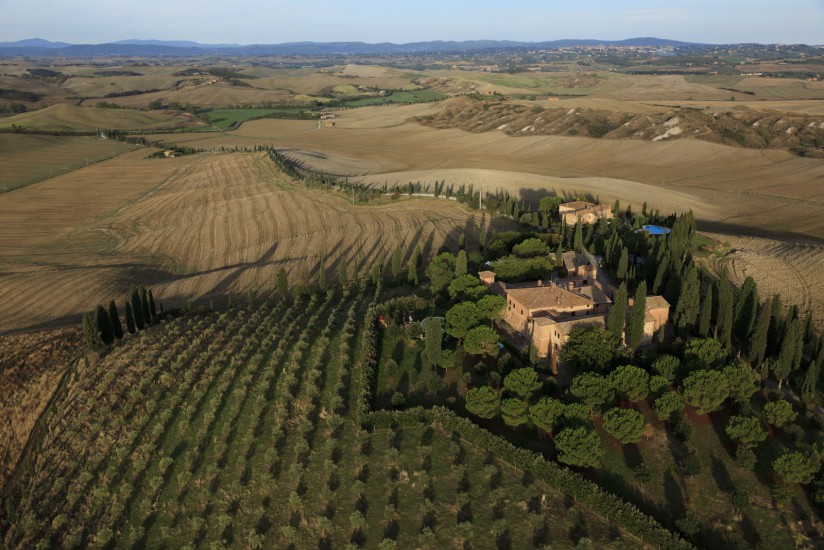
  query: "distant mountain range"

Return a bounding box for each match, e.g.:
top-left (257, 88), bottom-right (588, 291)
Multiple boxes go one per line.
top-left (0, 37), bottom-right (708, 57)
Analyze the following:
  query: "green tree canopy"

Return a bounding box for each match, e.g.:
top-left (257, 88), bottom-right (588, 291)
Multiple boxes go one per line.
top-left (445, 302), bottom-right (483, 339)
top-left (570, 372), bottom-right (614, 414)
top-left (609, 365), bottom-right (650, 402)
top-left (722, 362), bottom-right (758, 404)
top-left (682, 369), bottom-right (729, 414)
top-left (558, 326), bottom-right (621, 373)
top-left (465, 386), bottom-right (500, 419)
top-left (463, 326), bottom-right (500, 358)
top-left (455, 250), bottom-right (468, 277)
top-left (512, 238), bottom-right (550, 258)
top-left (683, 337), bottom-right (727, 372)
top-left (764, 400), bottom-right (796, 428)
top-left (539, 196), bottom-right (563, 213)
top-left (627, 281), bottom-right (647, 350)
top-left (95, 304), bottom-right (114, 346)
top-left (529, 397), bottom-right (566, 433)
top-left (725, 415), bottom-right (767, 449)
top-left (503, 368), bottom-right (542, 399)
top-left (448, 274), bottom-right (486, 300)
top-left (773, 452), bottom-right (821, 485)
top-left (554, 427), bottom-right (604, 468)
top-left (651, 355), bottom-right (681, 382)
top-left (602, 408), bottom-right (646, 444)
top-left (424, 317), bottom-right (443, 367)
top-left (653, 391), bottom-right (684, 420)
top-left (606, 282), bottom-right (628, 341)
top-left (425, 252), bottom-right (457, 293)
top-left (476, 294), bottom-right (506, 321)
top-left (500, 398), bottom-right (529, 427)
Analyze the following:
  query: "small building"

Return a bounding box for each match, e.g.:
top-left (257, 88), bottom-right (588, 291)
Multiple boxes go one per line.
top-left (558, 200), bottom-right (612, 226)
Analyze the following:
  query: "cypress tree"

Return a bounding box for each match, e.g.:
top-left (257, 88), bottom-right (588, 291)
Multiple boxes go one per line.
top-left (458, 233), bottom-right (466, 251)
top-left (130, 286), bottom-right (145, 330)
top-left (479, 230), bottom-right (487, 252)
top-left (800, 358), bottom-right (819, 406)
top-left (555, 243), bottom-right (563, 270)
top-left (108, 300), bottom-right (124, 340)
top-left (82, 312), bottom-right (98, 351)
top-left (140, 287), bottom-right (151, 325)
top-left (652, 251), bottom-right (669, 295)
top-left (715, 267), bottom-right (733, 350)
top-left (616, 247), bottom-right (629, 281)
top-left (424, 317), bottom-right (443, 366)
top-left (767, 293), bottom-right (783, 356)
top-left (455, 250), bottom-right (468, 277)
top-left (627, 281), bottom-right (647, 350)
top-left (277, 267), bottom-right (288, 297)
top-left (698, 285), bottom-right (713, 337)
top-left (606, 282), bottom-right (628, 341)
top-left (95, 304), bottom-right (114, 346)
top-left (148, 290), bottom-right (157, 319)
top-left (733, 276), bottom-right (759, 345)
top-left (803, 310), bottom-right (814, 346)
top-left (371, 263), bottom-right (381, 285)
top-left (674, 264), bottom-right (700, 332)
top-left (775, 320), bottom-right (802, 389)
top-left (573, 221), bottom-right (583, 253)
top-left (748, 298), bottom-right (772, 368)
top-left (125, 302), bottom-right (136, 335)
top-left (613, 198), bottom-right (620, 215)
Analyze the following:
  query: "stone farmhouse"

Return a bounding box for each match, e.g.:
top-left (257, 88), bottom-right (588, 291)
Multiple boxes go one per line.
top-left (479, 252), bottom-right (668, 360)
top-left (558, 200), bottom-right (613, 226)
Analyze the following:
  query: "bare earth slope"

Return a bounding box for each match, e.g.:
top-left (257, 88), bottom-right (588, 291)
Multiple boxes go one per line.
top-left (414, 97), bottom-right (824, 157)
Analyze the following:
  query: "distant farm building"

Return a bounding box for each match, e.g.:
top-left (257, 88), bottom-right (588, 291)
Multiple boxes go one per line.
top-left (558, 200), bottom-right (612, 225)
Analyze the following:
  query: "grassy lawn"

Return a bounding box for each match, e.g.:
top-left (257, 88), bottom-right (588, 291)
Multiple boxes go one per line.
top-left (346, 89), bottom-right (446, 107)
top-left (206, 107), bottom-right (308, 129)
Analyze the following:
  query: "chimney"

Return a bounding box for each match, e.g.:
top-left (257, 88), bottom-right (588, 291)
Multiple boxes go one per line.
top-left (567, 281), bottom-right (574, 291)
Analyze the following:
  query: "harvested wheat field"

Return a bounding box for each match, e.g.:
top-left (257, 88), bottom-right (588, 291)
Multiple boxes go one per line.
top-left (710, 233), bottom-right (824, 325)
top-left (0, 104), bottom-right (204, 132)
top-left (0, 326), bottom-right (82, 488)
top-left (0, 135), bottom-right (138, 191)
top-left (0, 150), bottom-right (509, 332)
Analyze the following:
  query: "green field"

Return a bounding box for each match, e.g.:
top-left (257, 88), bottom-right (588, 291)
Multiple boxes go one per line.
top-left (346, 89), bottom-right (447, 107)
top-left (2, 282), bottom-right (685, 549)
top-left (206, 107), bottom-right (310, 130)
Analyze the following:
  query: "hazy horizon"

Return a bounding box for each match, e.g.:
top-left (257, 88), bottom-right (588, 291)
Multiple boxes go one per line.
top-left (1, 0), bottom-right (823, 46)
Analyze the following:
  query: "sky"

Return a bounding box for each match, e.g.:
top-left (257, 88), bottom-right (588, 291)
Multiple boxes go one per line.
top-left (1, 0), bottom-right (823, 45)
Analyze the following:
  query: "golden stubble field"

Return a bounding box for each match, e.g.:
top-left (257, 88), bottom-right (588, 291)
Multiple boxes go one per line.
top-left (0, 150), bottom-right (508, 333)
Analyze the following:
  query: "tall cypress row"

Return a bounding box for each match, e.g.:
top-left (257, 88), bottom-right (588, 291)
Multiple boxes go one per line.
top-left (627, 281), bottom-right (647, 350)
top-left (606, 282), bottom-right (628, 341)
top-left (131, 286), bottom-right (145, 330)
top-left (748, 298), bottom-right (772, 368)
top-left (674, 264), bottom-right (700, 332)
top-left (148, 289), bottom-right (157, 319)
top-left (95, 304), bottom-right (114, 346)
top-left (108, 300), bottom-right (124, 340)
top-left (715, 267), bottom-right (733, 350)
top-left (125, 302), bottom-right (136, 335)
top-left (140, 286), bottom-right (151, 325)
top-left (767, 294), bottom-right (783, 356)
top-left (697, 285), bottom-right (713, 337)
top-left (277, 268), bottom-right (288, 297)
top-left (733, 276), bottom-right (759, 346)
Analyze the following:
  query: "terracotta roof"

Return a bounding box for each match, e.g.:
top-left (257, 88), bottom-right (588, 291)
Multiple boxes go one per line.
top-left (478, 270), bottom-right (496, 278)
top-left (507, 284), bottom-right (595, 311)
top-left (560, 201), bottom-right (594, 211)
top-left (551, 314), bottom-right (607, 329)
top-left (574, 282), bottom-right (612, 305)
top-left (645, 296), bottom-right (670, 310)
